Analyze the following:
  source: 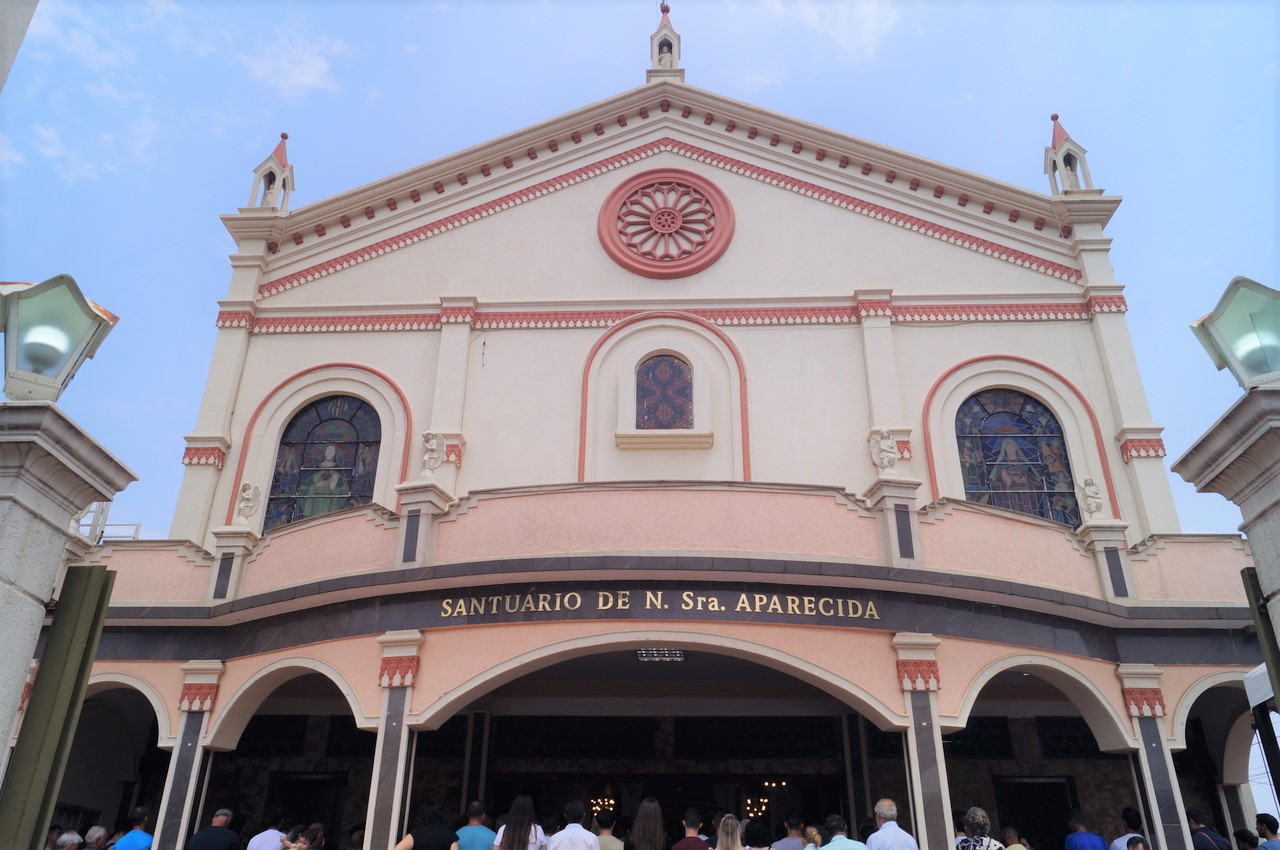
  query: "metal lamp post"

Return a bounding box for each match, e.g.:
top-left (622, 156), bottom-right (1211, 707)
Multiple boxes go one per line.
top-left (1173, 275), bottom-right (1280, 803)
top-left (0, 275), bottom-right (135, 849)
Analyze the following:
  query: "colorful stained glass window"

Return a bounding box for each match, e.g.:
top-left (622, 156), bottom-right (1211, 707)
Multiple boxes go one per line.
top-left (636, 354), bottom-right (693, 429)
top-left (955, 388), bottom-right (1080, 526)
top-left (264, 395), bottom-right (381, 531)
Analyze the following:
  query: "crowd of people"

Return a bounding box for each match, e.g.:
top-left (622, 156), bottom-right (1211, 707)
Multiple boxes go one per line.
top-left (40, 798), bottom-right (1280, 850)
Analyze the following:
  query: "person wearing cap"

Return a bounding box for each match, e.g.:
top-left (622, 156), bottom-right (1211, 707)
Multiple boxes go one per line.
top-left (188, 808), bottom-right (242, 850)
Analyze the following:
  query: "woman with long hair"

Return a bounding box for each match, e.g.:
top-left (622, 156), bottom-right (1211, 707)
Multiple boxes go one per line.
top-left (495, 796), bottom-right (547, 850)
top-left (629, 799), bottom-right (666, 850)
top-left (716, 816), bottom-right (744, 850)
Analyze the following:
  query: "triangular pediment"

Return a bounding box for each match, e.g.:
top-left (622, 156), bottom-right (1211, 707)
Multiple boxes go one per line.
top-left (234, 80), bottom-right (1091, 306)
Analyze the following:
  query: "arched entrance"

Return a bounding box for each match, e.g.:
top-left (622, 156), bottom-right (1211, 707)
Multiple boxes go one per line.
top-left (1176, 679), bottom-right (1253, 836)
top-left (405, 646), bottom-right (913, 842)
top-left (56, 684), bottom-right (170, 838)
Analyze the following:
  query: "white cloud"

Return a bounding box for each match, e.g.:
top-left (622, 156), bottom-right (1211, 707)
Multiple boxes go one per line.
top-left (763, 0), bottom-right (901, 64)
top-left (31, 125), bottom-right (100, 183)
top-left (0, 134), bottom-right (25, 178)
top-left (236, 33), bottom-right (351, 101)
top-left (26, 0), bottom-right (136, 71)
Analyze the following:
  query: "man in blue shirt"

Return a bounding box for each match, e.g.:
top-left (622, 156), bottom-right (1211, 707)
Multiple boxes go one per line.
top-left (823, 815), bottom-right (869, 850)
top-left (1065, 810), bottom-right (1107, 850)
top-left (866, 800), bottom-right (919, 850)
top-left (1255, 814), bottom-right (1280, 850)
top-left (456, 801), bottom-right (497, 850)
top-left (114, 808), bottom-right (153, 850)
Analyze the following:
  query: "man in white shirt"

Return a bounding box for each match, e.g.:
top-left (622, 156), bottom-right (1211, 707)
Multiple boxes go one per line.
top-left (549, 802), bottom-right (600, 850)
top-left (1108, 807), bottom-right (1143, 850)
top-left (867, 800), bottom-right (919, 850)
top-left (246, 811), bottom-right (289, 850)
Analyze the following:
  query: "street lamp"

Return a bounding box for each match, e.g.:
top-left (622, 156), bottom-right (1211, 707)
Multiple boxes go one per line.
top-left (1190, 275), bottom-right (1280, 390)
top-left (0, 274), bottom-right (132, 850)
top-left (0, 274), bottom-right (117, 402)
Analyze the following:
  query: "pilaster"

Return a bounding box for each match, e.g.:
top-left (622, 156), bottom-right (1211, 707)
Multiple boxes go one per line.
top-left (1075, 519), bottom-right (1133, 600)
top-left (207, 524), bottom-right (260, 600)
top-left (855, 292), bottom-right (914, 473)
top-left (366, 630), bottom-right (423, 850)
top-left (1115, 664), bottom-right (1186, 850)
top-left (154, 660), bottom-right (223, 850)
top-left (864, 475), bottom-right (924, 567)
top-left (892, 633), bottom-right (951, 850)
top-left (426, 298), bottom-right (475, 496)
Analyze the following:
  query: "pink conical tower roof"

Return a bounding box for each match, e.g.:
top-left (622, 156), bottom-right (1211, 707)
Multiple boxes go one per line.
top-left (270, 132), bottom-right (289, 168)
top-left (1049, 114), bottom-right (1069, 150)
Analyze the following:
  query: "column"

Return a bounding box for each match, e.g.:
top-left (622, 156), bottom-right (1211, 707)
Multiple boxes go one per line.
top-left (154, 661), bottom-right (223, 850)
top-left (426, 297), bottom-right (476, 497)
top-left (366, 630), bottom-right (423, 850)
top-left (1116, 664), bottom-right (1188, 850)
top-left (0, 662), bottom-right (37, 784)
top-left (1076, 519), bottom-right (1134, 600)
top-left (0, 402), bottom-right (134, 759)
top-left (208, 523), bottom-right (260, 600)
top-left (459, 712), bottom-right (490, 812)
top-left (892, 633), bottom-right (952, 850)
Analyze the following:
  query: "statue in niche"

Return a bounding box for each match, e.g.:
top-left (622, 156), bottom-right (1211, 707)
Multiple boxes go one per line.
top-left (1080, 477), bottom-right (1103, 517)
top-left (870, 429), bottom-right (898, 470)
top-left (235, 483), bottom-right (262, 525)
top-left (657, 42), bottom-right (674, 69)
top-left (422, 432), bottom-right (445, 474)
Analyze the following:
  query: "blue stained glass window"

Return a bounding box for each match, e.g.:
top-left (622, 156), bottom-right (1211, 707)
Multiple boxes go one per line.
top-left (636, 354), bottom-right (693, 429)
top-left (264, 395), bottom-right (381, 531)
top-left (955, 388), bottom-right (1080, 526)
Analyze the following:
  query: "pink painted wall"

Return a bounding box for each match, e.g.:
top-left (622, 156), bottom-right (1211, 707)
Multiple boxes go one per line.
top-left (1130, 537), bottom-right (1252, 603)
top-left (919, 509), bottom-right (1099, 596)
top-left (240, 514), bottom-right (397, 597)
top-left (436, 489), bottom-right (880, 563)
top-left (97, 548), bottom-right (210, 604)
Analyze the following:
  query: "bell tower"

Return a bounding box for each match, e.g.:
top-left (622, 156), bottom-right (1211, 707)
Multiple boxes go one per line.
top-left (1043, 113), bottom-right (1095, 195)
top-left (248, 132), bottom-right (295, 210)
top-left (647, 3), bottom-right (684, 83)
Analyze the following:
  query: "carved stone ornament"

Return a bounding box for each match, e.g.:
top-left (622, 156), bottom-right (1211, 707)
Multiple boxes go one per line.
top-left (422, 432), bottom-right (445, 473)
top-left (1079, 477), bottom-right (1103, 517)
top-left (870, 428), bottom-right (899, 470)
top-left (597, 168), bottom-right (735, 279)
top-left (235, 482), bottom-right (262, 524)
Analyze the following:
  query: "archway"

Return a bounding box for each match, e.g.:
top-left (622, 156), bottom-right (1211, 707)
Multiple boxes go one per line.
top-left (405, 647), bottom-right (910, 844)
top-left (56, 685), bottom-right (170, 839)
top-left (1176, 680), bottom-right (1252, 836)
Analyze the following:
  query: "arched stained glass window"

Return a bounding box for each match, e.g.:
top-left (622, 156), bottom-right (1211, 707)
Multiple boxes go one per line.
top-left (955, 388), bottom-right (1080, 526)
top-left (264, 395), bottom-right (381, 531)
top-left (636, 353), bottom-right (693, 429)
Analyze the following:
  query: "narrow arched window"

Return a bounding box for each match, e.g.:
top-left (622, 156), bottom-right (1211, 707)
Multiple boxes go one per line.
top-left (955, 388), bottom-right (1080, 526)
top-left (636, 353), bottom-right (693, 429)
top-left (264, 395), bottom-right (381, 531)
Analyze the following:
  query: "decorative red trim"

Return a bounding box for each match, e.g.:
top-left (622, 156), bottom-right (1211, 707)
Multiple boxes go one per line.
top-left (387, 197), bottom-right (398, 211)
top-left (445, 443), bottom-right (464, 468)
top-left (340, 215), bottom-right (352, 228)
top-left (1122, 686), bottom-right (1165, 717)
top-left (1086, 295), bottom-right (1128, 313)
top-left (920, 354), bottom-right (1122, 518)
top-left (895, 303), bottom-right (1091, 322)
top-left (897, 659), bottom-right (940, 691)
top-left (257, 138), bottom-right (1080, 299)
top-left (179, 682), bottom-right (217, 712)
top-left (1120, 438), bottom-right (1166, 462)
top-left (215, 310), bottom-right (255, 329)
top-left (182, 447), bottom-right (227, 469)
top-left (252, 314), bottom-right (441, 334)
top-left (379, 655), bottom-right (420, 688)
top-left (224, 363), bottom-right (414, 525)
top-left (596, 167), bottom-right (736, 280)
top-left (577, 311), bottom-right (751, 482)
top-left (440, 306), bottom-right (476, 324)
top-left (896, 440), bottom-right (912, 460)
top-left (854, 300), bottom-right (894, 320)
top-left (19, 681), bottom-right (32, 712)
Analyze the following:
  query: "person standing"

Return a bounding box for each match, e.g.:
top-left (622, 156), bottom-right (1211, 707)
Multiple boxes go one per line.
top-left (1000, 825), bottom-right (1026, 850)
top-left (457, 802), bottom-right (498, 850)
top-left (495, 796), bottom-right (547, 850)
top-left (1256, 815), bottom-right (1280, 850)
top-left (1108, 808), bottom-right (1143, 850)
top-left (629, 799), bottom-right (667, 850)
top-left (1064, 811), bottom-right (1106, 850)
top-left (395, 804), bottom-right (460, 850)
top-left (596, 810), bottom-right (623, 850)
top-left (549, 801), bottom-right (599, 850)
top-left (822, 816), bottom-right (868, 850)
top-left (772, 818), bottom-right (805, 850)
top-left (714, 816), bottom-right (745, 850)
top-left (187, 808), bottom-right (241, 850)
top-left (866, 800), bottom-right (918, 850)
top-left (247, 812), bottom-right (289, 850)
top-left (1187, 811), bottom-right (1232, 850)
top-left (114, 809), bottom-right (153, 850)
top-left (674, 809), bottom-right (710, 850)
top-left (957, 809), bottom-right (1003, 850)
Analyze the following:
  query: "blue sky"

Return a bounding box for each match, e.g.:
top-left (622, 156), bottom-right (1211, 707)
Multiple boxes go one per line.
top-left (1, 0), bottom-right (1277, 540)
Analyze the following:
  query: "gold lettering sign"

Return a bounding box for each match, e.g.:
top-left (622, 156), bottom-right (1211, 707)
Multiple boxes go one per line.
top-left (440, 587), bottom-right (879, 622)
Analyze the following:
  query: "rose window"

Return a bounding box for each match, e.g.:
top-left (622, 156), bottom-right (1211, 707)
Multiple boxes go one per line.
top-left (597, 168), bottom-right (735, 279)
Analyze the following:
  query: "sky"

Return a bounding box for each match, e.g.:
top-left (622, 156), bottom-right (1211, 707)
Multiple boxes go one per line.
top-left (1, 0), bottom-right (1277, 542)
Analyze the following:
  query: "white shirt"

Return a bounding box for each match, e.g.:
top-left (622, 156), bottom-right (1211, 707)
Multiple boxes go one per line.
top-left (247, 829), bottom-right (285, 850)
top-left (868, 822), bottom-right (919, 850)
top-left (495, 825), bottom-right (548, 850)
top-left (1110, 834), bottom-right (1142, 850)
top-left (549, 824), bottom-right (600, 850)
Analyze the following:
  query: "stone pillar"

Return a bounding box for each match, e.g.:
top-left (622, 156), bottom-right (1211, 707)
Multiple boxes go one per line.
top-left (0, 661), bottom-right (37, 783)
top-left (0, 402), bottom-right (134, 757)
top-left (425, 298), bottom-right (476, 497)
top-left (865, 475), bottom-right (924, 567)
top-left (1116, 664), bottom-right (1188, 850)
top-left (892, 633), bottom-right (952, 850)
top-left (154, 661), bottom-right (223, 850)
top-left (1076, 519), bottom-right (1134, 600)
top-left (366, 630), bottom-right (423, 850)
top-left (208, 524), bottom-right (260, 600)
top-left (394, 468), bottom-right (456, 567)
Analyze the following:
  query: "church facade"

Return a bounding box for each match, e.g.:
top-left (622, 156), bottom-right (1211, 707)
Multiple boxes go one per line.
top-left (27, 10), bottom-right (1264, 850)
